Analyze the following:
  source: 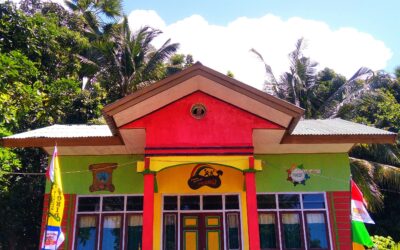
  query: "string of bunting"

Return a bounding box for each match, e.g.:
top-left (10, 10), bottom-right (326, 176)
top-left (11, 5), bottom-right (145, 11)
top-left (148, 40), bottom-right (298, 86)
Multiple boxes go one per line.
top-left (2, 161), bottom-right (400, 194)
top-left (0, 160), bottom-right (136, 175)
top-left (0, 158), bottom-right (246, 175)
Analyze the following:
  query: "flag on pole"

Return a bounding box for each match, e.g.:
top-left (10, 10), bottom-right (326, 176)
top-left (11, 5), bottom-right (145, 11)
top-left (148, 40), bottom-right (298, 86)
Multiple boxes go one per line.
top-left (351, 180), bottom-right (374, 249)
top-left (42, 146), bottom-right (65, 249)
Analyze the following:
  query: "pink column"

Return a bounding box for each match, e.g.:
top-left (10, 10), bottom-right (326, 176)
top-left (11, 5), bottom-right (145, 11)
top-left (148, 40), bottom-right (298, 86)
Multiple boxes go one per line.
top-left (246, 171), bottom-right (261, 250)
top-left (142, 158), bottom-right (154, 250)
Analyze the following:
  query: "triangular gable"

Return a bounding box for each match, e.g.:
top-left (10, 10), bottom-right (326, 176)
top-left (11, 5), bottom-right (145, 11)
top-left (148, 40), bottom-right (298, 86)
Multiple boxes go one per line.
top-left (121, 91), bottom-right (283, 154)
top-left (103, 62), bottom-right (304, 135)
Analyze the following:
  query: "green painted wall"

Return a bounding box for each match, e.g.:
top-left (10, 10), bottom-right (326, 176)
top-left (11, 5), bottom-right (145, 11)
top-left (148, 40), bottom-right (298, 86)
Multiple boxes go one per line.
top-left (255, 153), bottom-right (350, 192)
top-left (46, 155), bottom-right (143, 194)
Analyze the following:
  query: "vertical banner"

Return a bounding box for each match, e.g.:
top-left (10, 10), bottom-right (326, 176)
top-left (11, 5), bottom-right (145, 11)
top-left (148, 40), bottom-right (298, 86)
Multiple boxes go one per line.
top-left (42, 146), bottom-right (65, 249)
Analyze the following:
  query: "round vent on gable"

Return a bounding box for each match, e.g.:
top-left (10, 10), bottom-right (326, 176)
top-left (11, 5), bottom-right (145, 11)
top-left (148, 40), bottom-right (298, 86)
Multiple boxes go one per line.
top-left (190, 103), bottom-right (207, 119)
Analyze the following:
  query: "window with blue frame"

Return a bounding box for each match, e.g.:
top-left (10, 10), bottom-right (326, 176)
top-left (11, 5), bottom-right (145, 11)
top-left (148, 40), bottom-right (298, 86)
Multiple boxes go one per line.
top-left (257, 193), bottom-right (331, 250)
top-left (75, 195), bottom-right (143, 250)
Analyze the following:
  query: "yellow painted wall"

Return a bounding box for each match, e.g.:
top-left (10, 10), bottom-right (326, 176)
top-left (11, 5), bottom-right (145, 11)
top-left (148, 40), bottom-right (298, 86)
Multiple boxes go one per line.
top-left (153, 164), bottom-right (249, 250)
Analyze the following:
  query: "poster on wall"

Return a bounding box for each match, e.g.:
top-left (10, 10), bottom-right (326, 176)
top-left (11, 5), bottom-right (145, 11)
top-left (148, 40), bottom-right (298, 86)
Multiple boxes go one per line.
top-left (89, 163), bottom-right (117, 192)
top-left (188, 164), bottom-right (223, 190)
top-left (286, 164), bottom-right (321, 186)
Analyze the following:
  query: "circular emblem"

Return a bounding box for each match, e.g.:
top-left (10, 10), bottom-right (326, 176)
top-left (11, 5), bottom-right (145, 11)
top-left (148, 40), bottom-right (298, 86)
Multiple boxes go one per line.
top-left (286, 164), bottom-right (310, 186)
top-left (290, 168), bottom-right (305, 182)
top-left (190, 103), bottom-right (207, 119)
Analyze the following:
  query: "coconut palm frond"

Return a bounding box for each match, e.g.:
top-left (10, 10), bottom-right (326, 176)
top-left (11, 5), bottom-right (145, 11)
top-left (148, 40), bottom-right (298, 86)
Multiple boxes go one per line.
top-left (317, 67), bottom-right (375, 118)
top-left (350, 157), bottom-right (383, 212)
top-left (350, 157), bottom-right (400, 212)
top-left (251, 38), bottom-right (317, 109)
top-left (142, 39), bottom-right (179, 78)
top-left (373, 162), bottom-right (400, 191)
top-left (99, 0), bottom-right (122, 20)
top-left (348, 67), bottom-right (374, 83)
top-left (64, 0), bottom-right (79, 11)
top-left (249, 48), bottom-right (279, 93)
top-left (289, 37), bottom-right (306, 69)
top-left (351, 144), bottom-right (400, 167)
top-left (249, 48), bottom-right (277, 83)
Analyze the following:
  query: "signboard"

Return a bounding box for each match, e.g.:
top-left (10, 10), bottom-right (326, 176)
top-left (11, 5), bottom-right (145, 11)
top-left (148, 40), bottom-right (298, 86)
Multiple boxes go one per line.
top-left (188, 164), bottom-right (223, 190)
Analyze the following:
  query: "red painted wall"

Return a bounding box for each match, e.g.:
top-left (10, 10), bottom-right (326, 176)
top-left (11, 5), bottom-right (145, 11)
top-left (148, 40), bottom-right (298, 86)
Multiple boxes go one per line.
top-left (327, 191), bottom-right (352, 250)
top-left (122, 91), bottom-right (282, 151)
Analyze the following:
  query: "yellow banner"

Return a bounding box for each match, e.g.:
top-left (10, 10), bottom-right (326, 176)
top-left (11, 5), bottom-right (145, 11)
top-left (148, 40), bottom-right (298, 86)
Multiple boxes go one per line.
top-left (47, 150), bottom-right (64, 227)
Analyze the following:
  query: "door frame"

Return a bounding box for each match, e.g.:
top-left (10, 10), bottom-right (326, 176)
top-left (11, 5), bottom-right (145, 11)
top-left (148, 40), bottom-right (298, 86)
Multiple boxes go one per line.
top-left (161, 193), bottom-right (244, 250)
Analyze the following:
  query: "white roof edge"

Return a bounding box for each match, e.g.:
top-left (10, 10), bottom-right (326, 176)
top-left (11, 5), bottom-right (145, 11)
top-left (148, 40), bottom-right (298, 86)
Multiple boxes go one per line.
top-left (292, 118), bottom-right (396, 135)
top-left (5, 124), bottom-right (113, 139)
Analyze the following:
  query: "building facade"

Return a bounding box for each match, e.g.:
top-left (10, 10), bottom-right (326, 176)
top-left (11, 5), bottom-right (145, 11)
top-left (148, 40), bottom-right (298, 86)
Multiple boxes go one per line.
top-left (2, 63), bottom-right (396, 250)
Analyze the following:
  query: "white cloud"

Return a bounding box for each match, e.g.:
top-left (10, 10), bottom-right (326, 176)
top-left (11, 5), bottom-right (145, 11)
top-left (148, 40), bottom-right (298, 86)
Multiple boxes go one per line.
top-left (128, 11), bottom-right (392, 90)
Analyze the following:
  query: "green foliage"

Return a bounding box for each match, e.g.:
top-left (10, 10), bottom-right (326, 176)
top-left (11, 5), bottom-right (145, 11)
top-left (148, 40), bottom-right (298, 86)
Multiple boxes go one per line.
top-left (0, 3), bottom-right (89, 81)
top-left (339, 90), bottom-right (400, 133)
top-left (0, 2), bottom-right (104, 248)
top-left (369, 191), bottom-right (400, 242)
top-left (308, 68), bottom-right (346, 118)
top-left (0, 148), bottom-right (47, 249)
top-left (84, 17), bottom-right (179, 101)
top-left (370, 235), bottom-right (400, 250)
top-left (0, 50), bottom-right (43, 133)
top-left (165, 53), bottom-right (194, 76)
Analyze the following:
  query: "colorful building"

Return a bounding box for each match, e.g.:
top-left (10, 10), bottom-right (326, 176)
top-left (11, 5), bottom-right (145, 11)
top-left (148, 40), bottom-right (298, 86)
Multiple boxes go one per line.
top-left (2, 63), bottom-right (396, 250)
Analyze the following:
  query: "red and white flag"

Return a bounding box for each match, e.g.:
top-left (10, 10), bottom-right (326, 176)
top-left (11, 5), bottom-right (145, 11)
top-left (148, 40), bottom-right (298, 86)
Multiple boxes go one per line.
top-left (45, 146), bottom-right (58, 182)
top-left (351, 180), bottom-right (374, 224)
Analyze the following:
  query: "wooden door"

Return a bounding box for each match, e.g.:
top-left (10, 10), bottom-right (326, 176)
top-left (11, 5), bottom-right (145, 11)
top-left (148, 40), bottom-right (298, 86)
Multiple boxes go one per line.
top-left (181, 213), bottom-right (224, 250)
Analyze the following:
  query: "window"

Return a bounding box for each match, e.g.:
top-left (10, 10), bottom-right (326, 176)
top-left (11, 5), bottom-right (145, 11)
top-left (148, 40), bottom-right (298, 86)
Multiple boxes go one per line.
top-left (203, 195), bottom-right (223, 210)
top-left (257, 193), bottom-right (331, 250)
top-left (75, 195), bottom-right (143, 250)
top-left (258, 213), bottom-right (278, 249)
top-left (227, 213), bottom-right (241, 250)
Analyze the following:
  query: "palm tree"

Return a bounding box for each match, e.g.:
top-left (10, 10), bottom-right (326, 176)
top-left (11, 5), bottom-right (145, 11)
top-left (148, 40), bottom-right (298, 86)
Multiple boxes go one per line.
top-left (64, 0), bottom-right (122, 38)
top-left (82, 17), bottom-right (179, 99)
top-left (250, 38), bottom-right (318, 117)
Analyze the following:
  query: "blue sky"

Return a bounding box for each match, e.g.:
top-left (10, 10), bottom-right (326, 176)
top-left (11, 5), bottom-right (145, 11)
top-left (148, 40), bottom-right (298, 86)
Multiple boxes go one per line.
top-left (123, 0), bottom-right (398, 88)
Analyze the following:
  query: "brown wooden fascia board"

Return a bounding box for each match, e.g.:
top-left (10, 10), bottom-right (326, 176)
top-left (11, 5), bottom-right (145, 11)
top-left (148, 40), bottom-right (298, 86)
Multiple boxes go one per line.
top-left (102, 110), bottom-right (120, 136)
top-left (105, 70), bottom-right (200, 117)
top-left (1, 136), bottom-right (124, 147)
top-left (197, 67), bottom-right (304, 116)
top-left (287, 116), bottom-right (302, 134)
top-left (103, 64), bottom-right (204, 115)
top-left (196, 71), bottom-right (303, 117)
top-left (102, 63), bottom-right (304, 123)
top-left (281, 134), bottom-right (397, 144)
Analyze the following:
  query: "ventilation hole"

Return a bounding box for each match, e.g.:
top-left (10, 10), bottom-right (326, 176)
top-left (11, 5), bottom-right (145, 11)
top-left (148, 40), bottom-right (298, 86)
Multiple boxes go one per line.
top-left (190, 103), bottom-right (207, 119)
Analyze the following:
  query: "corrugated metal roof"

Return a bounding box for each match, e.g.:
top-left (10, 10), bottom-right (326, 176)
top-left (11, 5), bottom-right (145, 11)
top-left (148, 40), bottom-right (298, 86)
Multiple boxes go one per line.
top-left (292, 118), bottom-right (395, 135)
top-left (5, 125), bottom-right (113, 139)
